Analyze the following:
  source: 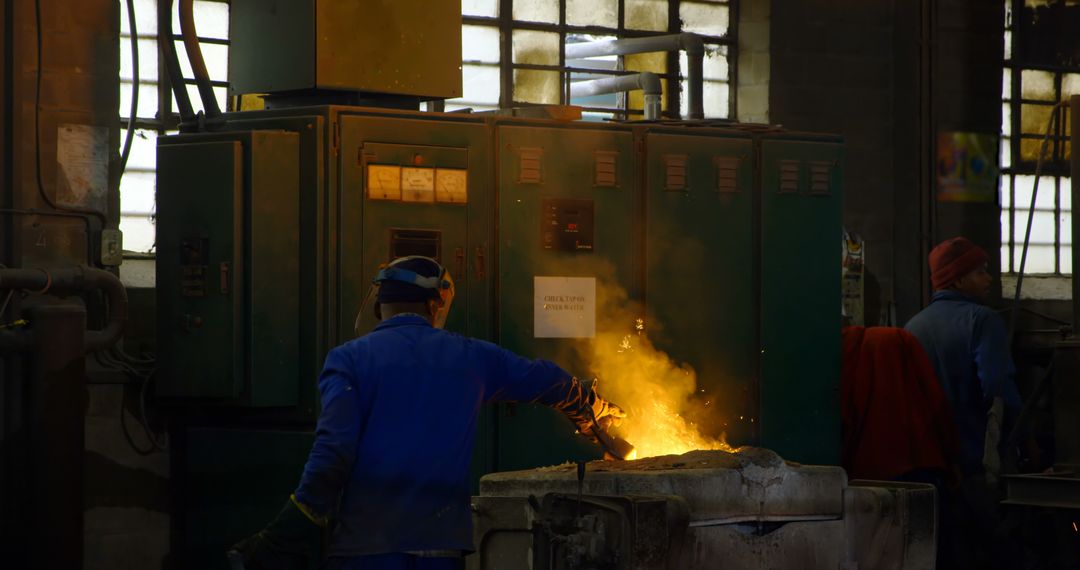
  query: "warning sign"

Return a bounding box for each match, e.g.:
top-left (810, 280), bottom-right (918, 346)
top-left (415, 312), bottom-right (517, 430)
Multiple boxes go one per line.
top-left (534, 276), bottom-right (596, 338)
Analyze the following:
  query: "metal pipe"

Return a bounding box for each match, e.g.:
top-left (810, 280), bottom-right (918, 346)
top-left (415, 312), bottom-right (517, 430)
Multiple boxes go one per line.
top-left (0, 266), bottom-right (127, 352)
top-left (76, 267), bottom-right (129, 351)
top-left (119, 0), bottom-right (139, 180)
top-left (569, 72), bottom-right (663, 120)
top-left (1071, 95), bottom-right (1080, 331)
top-left (565, 33), bottom-right (705, 119)
top-left (178, 0), bottom-right (221, 119)
top-left (161, 0), bottom-right (195, 122)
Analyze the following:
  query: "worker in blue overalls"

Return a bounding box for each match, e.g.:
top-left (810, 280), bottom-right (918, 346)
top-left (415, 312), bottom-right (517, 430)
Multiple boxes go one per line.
top-left (904, 237), bottom-right (1023, 569)
top-left (232, 255), bottom-right (625, 570)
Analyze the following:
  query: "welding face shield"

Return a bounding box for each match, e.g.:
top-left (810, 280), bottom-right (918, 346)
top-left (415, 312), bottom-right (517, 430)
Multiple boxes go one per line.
top-left (371, 256), bottom-right (456, 329)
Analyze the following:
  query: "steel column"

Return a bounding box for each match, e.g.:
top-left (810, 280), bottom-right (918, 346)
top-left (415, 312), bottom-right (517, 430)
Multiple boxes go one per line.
top-left (25, 302), bottom-right (87, 570)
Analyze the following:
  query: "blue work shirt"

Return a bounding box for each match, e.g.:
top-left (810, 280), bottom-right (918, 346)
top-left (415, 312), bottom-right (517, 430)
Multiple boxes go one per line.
top-left (293, 314), bottom-right (581, 557)
top-left (904, 290), bottom-right (1021, 475)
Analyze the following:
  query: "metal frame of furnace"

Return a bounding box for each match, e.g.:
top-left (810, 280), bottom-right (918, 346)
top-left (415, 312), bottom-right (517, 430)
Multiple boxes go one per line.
top-left (469, 452), bottom-right (934, 570)
top-left (155, 106), bottom-right (843, 567)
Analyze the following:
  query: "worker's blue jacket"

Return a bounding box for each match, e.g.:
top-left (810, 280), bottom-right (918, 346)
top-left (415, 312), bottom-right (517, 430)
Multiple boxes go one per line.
top-left (293, 314), bottom-right (587, 557)
top-left (904, 290), bottom-right (1022, 476)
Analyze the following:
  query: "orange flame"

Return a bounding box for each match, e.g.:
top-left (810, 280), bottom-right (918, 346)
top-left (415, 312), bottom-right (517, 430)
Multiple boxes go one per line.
top-left (583, 327), bottom-right (733, 458)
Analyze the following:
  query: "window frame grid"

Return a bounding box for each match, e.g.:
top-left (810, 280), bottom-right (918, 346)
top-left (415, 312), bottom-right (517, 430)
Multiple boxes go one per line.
top-left (119, 0), bottom-right (231, 254)
top-left (466, 0), bottom-right (736, 119)
top-left (1001, 0), bottom-right (1076, 275)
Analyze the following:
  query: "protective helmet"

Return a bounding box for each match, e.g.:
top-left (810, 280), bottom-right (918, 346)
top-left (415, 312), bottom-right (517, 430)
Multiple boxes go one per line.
top-left (373, 256), bottom-right (455, 329)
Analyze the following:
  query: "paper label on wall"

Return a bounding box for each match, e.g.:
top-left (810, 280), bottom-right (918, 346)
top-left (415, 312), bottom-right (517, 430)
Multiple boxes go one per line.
top-left (534, 276), bottom-right (596, 338)
top-left (55, 124), bottom-right (109, 210)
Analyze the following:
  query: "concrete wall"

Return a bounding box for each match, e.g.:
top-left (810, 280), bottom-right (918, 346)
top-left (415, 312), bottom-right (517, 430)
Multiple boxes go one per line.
top-left (737, 0), bottom-right (770, 124)
top-left (932, 0), bottom-right (1005, 306)
top-left (767, 0), bottom-right (1004, 324)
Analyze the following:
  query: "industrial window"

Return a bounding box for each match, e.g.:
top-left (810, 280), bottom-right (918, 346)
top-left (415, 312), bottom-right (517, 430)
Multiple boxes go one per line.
top-left (118, 0), bottom-right (230, 254)
top-left (999, 0), bottom-right (1078, 275)
top-left (119, 1), bottom-right (736, 254)
top-left (453, 0), bottom-right (736, 120)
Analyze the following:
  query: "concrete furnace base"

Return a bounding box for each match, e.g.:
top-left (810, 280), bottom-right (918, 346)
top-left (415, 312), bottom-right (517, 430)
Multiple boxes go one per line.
top-left (469, 448), bottom-right (935, 570)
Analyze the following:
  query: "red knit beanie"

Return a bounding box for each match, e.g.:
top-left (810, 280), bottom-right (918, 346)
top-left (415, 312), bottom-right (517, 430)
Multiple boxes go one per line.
top-left (929, 237), bottom-right (989, 290)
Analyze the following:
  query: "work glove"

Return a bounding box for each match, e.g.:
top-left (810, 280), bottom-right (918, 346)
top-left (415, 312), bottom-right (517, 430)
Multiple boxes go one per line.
top-left (576, 385), bottom-right (630, 458)
top-left (591, 394), bottom-right (626, 432)
top-left (547, 377), bottom-right (632, 458)
top-left (560, 381), bottom-right (624, 439)
top-left (587, 395), bottom-right (634, 460)
top-left (228, 495), bottom-right (324, 570)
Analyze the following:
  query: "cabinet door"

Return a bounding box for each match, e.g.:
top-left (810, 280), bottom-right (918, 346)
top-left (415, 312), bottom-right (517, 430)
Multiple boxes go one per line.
top-left (157, 140), bottom-right (244, 400)
top-left (495, 124), bottom-right (638, 471)
top-left (760, 138), bottom-right (843, 465)
top-left (338, 114), bottom-right (494, 488)
top-left (645, 131), bottom-right (756, 445)
top-left (338, 115), bottom-right (491, 341)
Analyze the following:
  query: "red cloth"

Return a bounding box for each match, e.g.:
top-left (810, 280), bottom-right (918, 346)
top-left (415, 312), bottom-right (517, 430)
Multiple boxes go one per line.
top-left (841, 326), bottom-right (959, 481)
top-left (929, 237), bottom-right (988, 290)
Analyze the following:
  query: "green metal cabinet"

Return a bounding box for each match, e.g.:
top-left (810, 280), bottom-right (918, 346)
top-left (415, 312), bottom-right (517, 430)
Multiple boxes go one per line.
top-left (229, 0), bottom-right (462, 100)
top-left (335, 112), bottom-right (496, 482)
top-left (643, 129), bottom-right (757, 444)
top-left (156, 130), bottom-right (301, 406)
top-left (158, 108), bottom-right (498, 563)
top-left (495, 123), bottom-right (639, 471)
top-left (758, 134), bottom-right (844, 465)
top-left (155, 108), bottom-right (846, 566)
top-left (338, 114), bottom-right (492, 342)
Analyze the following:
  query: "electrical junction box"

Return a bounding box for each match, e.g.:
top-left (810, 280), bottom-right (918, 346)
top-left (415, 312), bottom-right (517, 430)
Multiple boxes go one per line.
top-left (228, 0), bottom-right (463, 99)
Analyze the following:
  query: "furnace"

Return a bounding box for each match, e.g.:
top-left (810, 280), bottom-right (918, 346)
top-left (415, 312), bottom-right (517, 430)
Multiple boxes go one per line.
top-left (471, 449), bottom-right (936, 570)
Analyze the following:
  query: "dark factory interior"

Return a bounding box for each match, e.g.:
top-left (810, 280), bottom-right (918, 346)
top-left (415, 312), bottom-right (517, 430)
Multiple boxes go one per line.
top-left (2, 0), bottom-right (1080, 568)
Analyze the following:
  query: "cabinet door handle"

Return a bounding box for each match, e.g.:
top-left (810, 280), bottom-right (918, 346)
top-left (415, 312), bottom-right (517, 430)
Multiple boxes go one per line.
top-left (455, 247), bottom-right (465, 279)
top-left (219, 262), bottom-right (230, 295)
top-left (474, 246), bottom-right (486, 280)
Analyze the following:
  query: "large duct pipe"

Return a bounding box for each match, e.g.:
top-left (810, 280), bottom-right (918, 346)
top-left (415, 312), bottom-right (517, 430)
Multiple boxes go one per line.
top-left (1072, 96), bottom-right (1080, 331)
top-left (565, 33), bottom-right (705, 120)
top-left (570, 72), bottom-right (663, 121)
top-left (0, 266), bottom-right (127, 351)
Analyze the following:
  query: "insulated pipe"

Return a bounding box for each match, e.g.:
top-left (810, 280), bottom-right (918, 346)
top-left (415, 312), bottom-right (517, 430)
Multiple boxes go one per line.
top-left (178, 0), bottom-right (221, 119)
top-left (1072, 95), bottom-right (1080, 331)
top-left (565, 33), bottom-right (705, 119)
top-left (78, 267), bottom-right (129, 351)
top-left (0, 267), bottom-right (127, 352)
top-left (161, 0), bottom-right (195, 122)
top-left (570, 72), bottom-right (663, 121)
